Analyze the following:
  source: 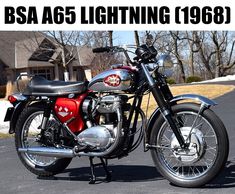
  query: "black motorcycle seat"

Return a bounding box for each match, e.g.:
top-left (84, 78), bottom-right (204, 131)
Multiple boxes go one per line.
top-left (23, 76), bottom-right (87, 96)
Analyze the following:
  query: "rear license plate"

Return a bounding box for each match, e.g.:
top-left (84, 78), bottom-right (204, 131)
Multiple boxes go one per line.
top-left (4, 107), bottom-right (14, 122)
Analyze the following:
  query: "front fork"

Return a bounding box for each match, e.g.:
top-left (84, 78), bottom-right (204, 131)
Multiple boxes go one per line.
top-left (141, 64), bottom-right (188, 148)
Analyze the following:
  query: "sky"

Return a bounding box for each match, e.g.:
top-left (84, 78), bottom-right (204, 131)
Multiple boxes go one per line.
top-left (113, 31), bottom-right (136, 45)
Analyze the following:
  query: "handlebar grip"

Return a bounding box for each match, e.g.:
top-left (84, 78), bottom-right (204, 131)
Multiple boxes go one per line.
top-left (92, 47), bottom-right (111, 53)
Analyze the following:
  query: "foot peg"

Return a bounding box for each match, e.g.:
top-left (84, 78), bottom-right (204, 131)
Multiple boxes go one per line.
top-left (89, 157), bottom-right (112, 184)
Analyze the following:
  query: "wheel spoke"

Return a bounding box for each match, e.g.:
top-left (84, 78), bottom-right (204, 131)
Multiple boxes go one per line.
top-left (195, 166), bottom-right (201, 175)
top-left (177, 114), bottom-right (186, 125)
top-left (162, 134), bottom-right (171, 143)
top-left (158, 145), bottom-right (172, 150)
top-left (193, 121), bottom-right (204, 130)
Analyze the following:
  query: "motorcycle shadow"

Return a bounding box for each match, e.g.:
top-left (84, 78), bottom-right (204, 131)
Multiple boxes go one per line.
top-left (204, 160), bottom-right (235, 188)
top-left (38, 161), bottom-right (235, 187)
top-left (38, 165), bottom-right (163, 183)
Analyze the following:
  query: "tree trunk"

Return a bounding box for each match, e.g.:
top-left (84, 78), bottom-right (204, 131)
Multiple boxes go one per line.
top-left (108, 31), bottom-right (113, 47)
top-left (59, 31), bottom-right (69, 81)
top-left (194, 32), bottom-right (214, 79)
top-left (177, 58), bottom-right (186, 82)
top-left (60, 46), bottom-right (69, 81)
top-left (189, 51), bottom-right (194, 76)
top-left (134, 31), bottom-right (140, 46)
top-left (187, 34), bottom-right (195, 76)
top-left (215, 49), bottom-right (221, 78)
top-left (198, 46), bottom-right (214, 79)
top-left (54, 64), bottom-right (59, 80)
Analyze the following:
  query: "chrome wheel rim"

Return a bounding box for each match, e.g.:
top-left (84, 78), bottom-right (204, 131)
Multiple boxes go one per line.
top-left (156, 111), bottom-right (218, 180)
top-left (21, 111), bottom-right (57, 168)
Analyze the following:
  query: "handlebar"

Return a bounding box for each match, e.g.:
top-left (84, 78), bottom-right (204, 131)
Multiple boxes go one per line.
top-left (92, 44), bottom-right (158, 65)
top-left (92, 46), bottom-right (134, 65)
top-left (92, 47), bottom-right (111, 53)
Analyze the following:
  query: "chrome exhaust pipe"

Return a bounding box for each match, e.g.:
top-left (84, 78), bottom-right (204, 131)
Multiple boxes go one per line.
top-left (18, 147), bottom-right (75, 158)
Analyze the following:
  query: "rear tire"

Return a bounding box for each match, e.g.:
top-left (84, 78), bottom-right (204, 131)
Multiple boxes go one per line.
top-left (15, 106), bottom-right (72, 177)
top-left (150, 103), bottom-right (229, 187)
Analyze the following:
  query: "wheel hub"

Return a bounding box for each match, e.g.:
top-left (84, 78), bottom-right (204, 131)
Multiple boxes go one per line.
top-left (170, 127), bottom-right (206, 164)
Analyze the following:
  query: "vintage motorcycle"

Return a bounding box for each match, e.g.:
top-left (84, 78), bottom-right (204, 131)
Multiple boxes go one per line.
top-left (4, 44), bottom-right (229, 187)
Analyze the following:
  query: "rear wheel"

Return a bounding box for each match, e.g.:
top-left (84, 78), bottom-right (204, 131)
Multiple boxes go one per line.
top-left (15, 106), bottom-right (72, 177)
top-left (150, 103), bottom-right (229, 187)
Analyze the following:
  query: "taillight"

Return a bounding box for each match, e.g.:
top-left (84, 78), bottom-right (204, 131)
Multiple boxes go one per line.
top-left (7, 94), bottom-right (27, 104)
top-left (8, 95), bottom-right (17, 103)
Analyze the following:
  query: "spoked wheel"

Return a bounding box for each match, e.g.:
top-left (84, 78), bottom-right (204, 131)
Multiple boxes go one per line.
top-left (150, 103), bottom-right (229, 187)
top-left (15, 106), bottom-right (72, 177)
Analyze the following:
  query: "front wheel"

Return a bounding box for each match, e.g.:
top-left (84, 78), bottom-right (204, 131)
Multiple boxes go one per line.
top-left (150, 103), bottom-right (229, 187)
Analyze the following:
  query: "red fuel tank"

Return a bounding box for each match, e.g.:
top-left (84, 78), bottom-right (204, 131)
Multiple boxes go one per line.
top-left (54, 93), bottom-right (87, 133)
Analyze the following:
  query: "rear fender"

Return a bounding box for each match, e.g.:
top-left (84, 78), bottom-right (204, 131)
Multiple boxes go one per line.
top-left (145, 94), bottom-right (217, 144)
top-left (8, 101), bottom-right (28, 134)
top-left (9, 100), bottom-right (48, 134)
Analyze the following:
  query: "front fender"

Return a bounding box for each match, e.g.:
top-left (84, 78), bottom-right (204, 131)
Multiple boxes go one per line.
top-left (145, 94), bottom-right (217, 144)
top-left (171, 94), bottom-right (217, 106)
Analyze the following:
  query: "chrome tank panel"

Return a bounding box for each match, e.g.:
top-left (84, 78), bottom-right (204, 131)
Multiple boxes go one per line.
top-left (88, 69), bottom-right (135, 92)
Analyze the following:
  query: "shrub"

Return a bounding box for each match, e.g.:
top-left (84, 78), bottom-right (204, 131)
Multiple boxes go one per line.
top-left (0, 85), bottom-right (6, 98)
top-left (186, 76), bottom-right (202, 83)
top-left (166, 78), bottom-right (176, 85)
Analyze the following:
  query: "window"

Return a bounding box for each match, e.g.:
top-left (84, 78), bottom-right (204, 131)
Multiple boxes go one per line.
top-left (32, 68), bottom-right (51, 80)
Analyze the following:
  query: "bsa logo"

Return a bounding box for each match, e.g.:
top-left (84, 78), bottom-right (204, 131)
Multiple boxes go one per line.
top-left (55, 106), bottom-right (71, 117)
top-left (104, 74), bottom-right (121, 87)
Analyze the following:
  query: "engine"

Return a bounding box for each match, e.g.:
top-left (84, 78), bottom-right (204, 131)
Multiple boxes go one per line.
top-left (78, 94), bottom-right (129, 151)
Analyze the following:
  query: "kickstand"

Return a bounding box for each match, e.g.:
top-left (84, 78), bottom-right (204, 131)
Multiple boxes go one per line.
top-left (89, 157), bottom-right (112, 184)
top-left (100, 157), bottom-right (112, 182)
top-left (89, 157), bottom-right (96, 184)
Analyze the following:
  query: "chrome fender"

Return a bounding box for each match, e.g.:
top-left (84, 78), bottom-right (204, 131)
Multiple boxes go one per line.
top-left (171, 94), bottom-right (217, 107)
top-left (145, 94), bottom-right (217, 144)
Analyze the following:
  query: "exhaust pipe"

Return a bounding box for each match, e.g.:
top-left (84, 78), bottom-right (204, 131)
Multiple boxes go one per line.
top-left (18, 147), bottom-right (75, 158)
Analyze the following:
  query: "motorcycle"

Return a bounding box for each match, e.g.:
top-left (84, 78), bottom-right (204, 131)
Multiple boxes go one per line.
top-left (4, 43), bottom-right (229, 187)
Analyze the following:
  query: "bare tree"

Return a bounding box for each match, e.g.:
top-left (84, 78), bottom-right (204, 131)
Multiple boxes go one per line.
top-left (191, 31), bottom-right (235, 78)
top-left (210, 31), bottom-right (226, 77)
top-left (79, 31), bottom-right (122, 75)
top-left (169, 31), bottom-right (186, 82)
top-left (210, 31), bottom-right (235, 77)
top-left (185, 31), bottom-right (200, 76)
top-left (44, 31), bottom-right (81, 81)
top-left (141, 31), bottom-right (235, 80)
top-left (192, 32), bottom-right (215, 79)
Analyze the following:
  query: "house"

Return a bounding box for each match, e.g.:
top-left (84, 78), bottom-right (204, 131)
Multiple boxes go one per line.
top-left (0, 31), bottom-right (94, 85)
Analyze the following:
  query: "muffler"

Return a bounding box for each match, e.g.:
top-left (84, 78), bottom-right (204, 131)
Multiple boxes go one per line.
top-left (18, 147), bottom-right (75, 158)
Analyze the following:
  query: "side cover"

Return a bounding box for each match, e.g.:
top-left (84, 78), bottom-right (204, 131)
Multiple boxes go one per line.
top-left (54, 93), bottom-right (87, 133)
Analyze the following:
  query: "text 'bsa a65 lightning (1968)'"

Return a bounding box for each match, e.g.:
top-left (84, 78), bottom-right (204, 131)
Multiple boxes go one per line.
top-left (5, 39), bottom-right (229, 187)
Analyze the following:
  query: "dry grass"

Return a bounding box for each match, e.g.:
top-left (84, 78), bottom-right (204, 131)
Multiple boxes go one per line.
top-left (170, 84), bottom-right (235, 99)
top-left (0, 133), bottom-right (13, 139)
top-left (141, 84), bottom-right (235, 116)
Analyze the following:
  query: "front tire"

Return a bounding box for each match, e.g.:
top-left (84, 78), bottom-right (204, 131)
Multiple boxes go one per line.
top-left (15, 106), bottom-right (72, 177)
top-left (150, 103), bottom-right (229, 187)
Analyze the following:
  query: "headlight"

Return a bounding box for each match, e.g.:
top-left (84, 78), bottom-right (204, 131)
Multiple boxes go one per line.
top-left (157, 54), bottom-right (173, 68)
